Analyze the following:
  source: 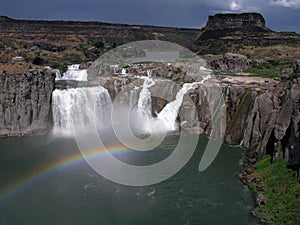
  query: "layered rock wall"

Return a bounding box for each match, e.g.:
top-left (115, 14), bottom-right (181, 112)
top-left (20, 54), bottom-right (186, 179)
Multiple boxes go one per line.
top-left (206, 13), bottom-right (266, 29)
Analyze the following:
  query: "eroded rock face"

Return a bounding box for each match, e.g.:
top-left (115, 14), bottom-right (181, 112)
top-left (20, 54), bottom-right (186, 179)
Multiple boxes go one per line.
top-left (178, 77), bottom-right (300, 178)
top-left (0, 70), bottom-right (55, 136)
top-left (287, 83), bottom-right (300, 169)
top-left (205, 13), bottom-right (266, 29)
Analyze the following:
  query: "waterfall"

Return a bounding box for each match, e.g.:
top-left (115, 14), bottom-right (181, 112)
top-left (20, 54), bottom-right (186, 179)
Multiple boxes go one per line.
top-left (53, 69), bottom-right (62, 79)
top-left (121, 68), bottom-right (127, 75)
top-left (157, 83), bottom-right (193, 131)
top-left (136, 77), bottom-right (155, 134)
top-left (68, 64), bottom-right (80, 70)
top-left (51, 75), bottom-right (210, 136)
top-left (138, 77), bottom-right (155, 120)
top-left (56, 64), bottom-right (88, 81)
top-left (147, 69), bottom-right (152, 78)
top-left (157, 75), bottom-right (211, 131)
top-left (52, 86), bottom-right (112, 136)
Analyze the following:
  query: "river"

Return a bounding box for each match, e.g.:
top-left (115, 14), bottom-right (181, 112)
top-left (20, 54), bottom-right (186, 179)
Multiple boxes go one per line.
top-left (0, 134), bottom-right (258, 225)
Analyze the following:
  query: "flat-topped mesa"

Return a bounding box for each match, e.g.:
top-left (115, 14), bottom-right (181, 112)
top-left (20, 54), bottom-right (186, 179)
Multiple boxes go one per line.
top-left (194, 12), bottom-right (300, 54)
top-left (206, 13), bottom-right (266, 29)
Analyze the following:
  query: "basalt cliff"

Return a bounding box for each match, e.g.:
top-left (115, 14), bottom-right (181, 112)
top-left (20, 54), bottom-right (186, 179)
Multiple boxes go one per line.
top-left (0, 70), bottom-right (55, 136)
top-left (183, 77), bottom-right (300, 179)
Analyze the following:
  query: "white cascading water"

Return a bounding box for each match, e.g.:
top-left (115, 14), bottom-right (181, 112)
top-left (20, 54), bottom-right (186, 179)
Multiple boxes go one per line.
top-left (137, 78), bottom-right (155, 120)
top-left (134, 75), bottom-right (211, 132)
top-left (156, 75), bottom-right (211, 131)
top-left (53, 69), bottom-right (62, 79)
top-left (156, 83), bottom-right (194, 131)
top-left (135, 77), bottom-right (156, 134)
top-left (55, 64), bottom-right (88, 81)
top-left (147, 69), bottom-right (152, 78)
top-left (51, 74), bottom-right (211, 136)
top-left (52, 86), bottom-right (112, 136)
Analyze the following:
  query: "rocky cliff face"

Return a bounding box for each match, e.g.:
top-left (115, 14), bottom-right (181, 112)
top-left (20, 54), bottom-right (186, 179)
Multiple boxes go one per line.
top-left (179, 76), bottom-right (300, 179)
top-left (206, 13), bottom-right (266, 29)
top-left (0, 70), bottom-right (55, 136)
top-left (194, 13), bottom-right (300, 54)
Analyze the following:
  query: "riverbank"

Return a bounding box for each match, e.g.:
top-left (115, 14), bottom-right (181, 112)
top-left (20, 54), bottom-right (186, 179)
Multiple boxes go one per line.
top-left (238, 155), bottom-right (300, 225)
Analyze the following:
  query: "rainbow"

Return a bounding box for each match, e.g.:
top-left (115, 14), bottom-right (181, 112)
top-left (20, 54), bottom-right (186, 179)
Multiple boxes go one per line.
top-left (0, 144), bottom-right (129, 203)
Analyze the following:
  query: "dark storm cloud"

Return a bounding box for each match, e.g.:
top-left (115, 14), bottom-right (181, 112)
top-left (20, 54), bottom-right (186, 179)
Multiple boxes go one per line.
top-left (0, 0), bottom-right (300, 33)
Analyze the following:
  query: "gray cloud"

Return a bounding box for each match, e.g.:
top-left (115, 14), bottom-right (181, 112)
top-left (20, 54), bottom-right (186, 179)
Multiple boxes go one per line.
top-left (269, 0), bottom-right (300, 8)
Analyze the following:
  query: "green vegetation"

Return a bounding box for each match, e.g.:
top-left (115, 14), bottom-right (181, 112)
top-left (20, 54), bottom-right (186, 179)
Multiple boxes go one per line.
top-left (253, 156), bottom-right (300, 225)
top-left (244, 67), bottom-right (277, 78)
top-left (244, 59), bottom-right (297, 78)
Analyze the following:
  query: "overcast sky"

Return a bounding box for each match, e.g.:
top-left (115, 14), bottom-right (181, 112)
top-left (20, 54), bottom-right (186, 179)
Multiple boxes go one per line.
top-left (1, 0), bottom-right (300, 33)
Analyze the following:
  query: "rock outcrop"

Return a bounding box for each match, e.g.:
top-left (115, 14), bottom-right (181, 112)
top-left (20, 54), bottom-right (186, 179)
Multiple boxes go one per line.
top-left (0, 70), bottom-right (55, 136)
top-left (208, 53), bottom-right (252, 72)
top-left (194, 13), bottom-right (300, 54)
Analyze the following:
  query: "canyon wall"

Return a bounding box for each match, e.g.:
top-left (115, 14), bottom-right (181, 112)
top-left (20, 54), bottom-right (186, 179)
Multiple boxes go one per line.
top-left (179, 77), bottom-right (300, 179)
top-left (0, 68), bottom-right (299, 180)
top-left (0, 70), bottom-right (55, 136)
